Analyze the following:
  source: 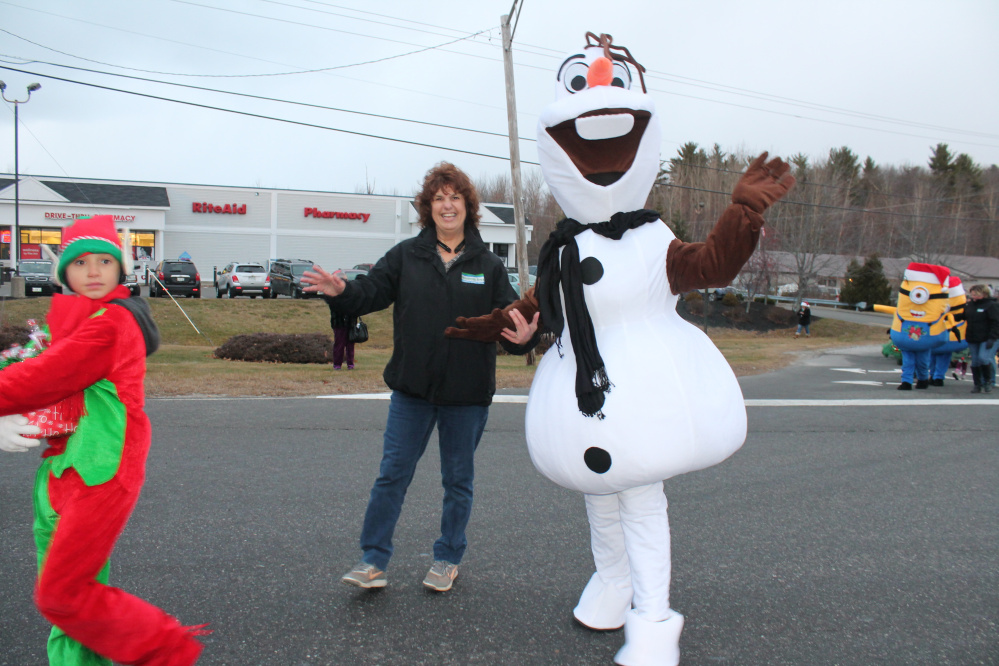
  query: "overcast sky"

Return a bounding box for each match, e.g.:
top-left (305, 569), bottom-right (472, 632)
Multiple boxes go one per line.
top-left (1, 0), bottom-right (997, 199)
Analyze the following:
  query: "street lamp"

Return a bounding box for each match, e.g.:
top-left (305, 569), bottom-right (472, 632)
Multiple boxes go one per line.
top-left (0, 80), bottom-right (42, 275)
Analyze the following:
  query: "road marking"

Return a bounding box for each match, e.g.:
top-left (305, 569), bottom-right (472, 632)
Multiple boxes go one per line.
top-left (317, 393), bottom-right (529, 403)
top-left (317, 394), bottom-right (998, 407)
top-left (152, 394), bottom-right (998, 407)
top-left (831, 367), bottom-right (901, 374)
top-left (832, 380), bottom-right (885, 386)
top-left (745, 399), bottom-right (999, 406)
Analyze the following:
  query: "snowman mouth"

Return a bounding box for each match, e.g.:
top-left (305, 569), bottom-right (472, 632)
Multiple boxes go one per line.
top-left (546, 108), bottom-right (651, 186)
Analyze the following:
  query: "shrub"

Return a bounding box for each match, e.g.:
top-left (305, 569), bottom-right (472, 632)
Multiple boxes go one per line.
top-left (214, 332), bottom-right (334, 364)
top-left (721, 292), bottom-right (741, 307)
top-left (684, 297), bottom-right (704, 315)
top-left (684, 291), bottom-right (703, 302)
top-left (0, 324), bottom-right (31, 351)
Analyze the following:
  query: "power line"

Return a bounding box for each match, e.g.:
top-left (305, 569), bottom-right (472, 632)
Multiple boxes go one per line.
top-left (0, 26), bottom-right (491, 79)
top-left (0, 55), bottom-right (537, 143)
top-left (6, 4), bottom-right (993, 149)
top-left (666, 160), bottom-right (987, 207)
top-left (0, 64), bottom-right (542, 166)
top-left (663, 182), bottom-right (996, 224)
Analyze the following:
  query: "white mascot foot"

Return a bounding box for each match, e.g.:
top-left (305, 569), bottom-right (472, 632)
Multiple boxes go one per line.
top-left (572, 572), bottom-right (633, 630)
top-left (613, 609), bottom-right (684, 666)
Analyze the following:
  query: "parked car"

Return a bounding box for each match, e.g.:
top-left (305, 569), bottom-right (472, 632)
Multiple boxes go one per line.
top-left (215, 262), bottom-right (270, 299)
top-left (712, 287), bottom-right (732, 301)
top-left (336, 269), bottom-right (368, 282)
top-left (268, 259), bottom-right (315, 299)
top-left (123, 272), bottom-right (141, 297)
top-left (352, 263), bottom-right (374, 272)
top-left (16, 260), bottom-right (62, 297)
top-left (507, 271), bottom-right (537, 297)
top-left (149, 260), bottom-right (202, 298)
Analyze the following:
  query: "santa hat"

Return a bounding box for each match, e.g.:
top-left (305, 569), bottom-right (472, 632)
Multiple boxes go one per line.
top-left (57, 215), bottom-right (124, 284)
top-left (903, 262), bottom-right (949, 286)
top-left (947, 275), bottom-right (965, 298)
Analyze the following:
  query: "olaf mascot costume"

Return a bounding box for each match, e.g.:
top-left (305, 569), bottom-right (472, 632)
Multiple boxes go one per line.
top-left (447, 33), bottom-right (794, 665)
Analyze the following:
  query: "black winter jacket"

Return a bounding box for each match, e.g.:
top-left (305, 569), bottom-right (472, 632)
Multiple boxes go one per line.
top-left (330, 310), bottom-right (355, 330)
top-left (963, 297), bottom-right (999, 343)
top-left (324, 227), bottom-right (533, 406)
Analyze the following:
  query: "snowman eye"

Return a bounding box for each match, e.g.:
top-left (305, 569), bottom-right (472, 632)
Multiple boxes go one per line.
top-left (610, 61), bottom-right (632, 89)
top-left (561, 60), bottom-right (591, 94)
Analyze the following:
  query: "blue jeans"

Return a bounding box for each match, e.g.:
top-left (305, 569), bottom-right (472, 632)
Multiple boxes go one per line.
top-left (968, 340), bottom-right (999, 376)
top-left (359, 391), bottom-right (489, 571)
top-left (796, 324), bottom-right (809, 335)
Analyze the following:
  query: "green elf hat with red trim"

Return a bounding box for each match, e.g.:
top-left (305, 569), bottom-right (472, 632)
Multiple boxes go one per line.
top-left (56, 215), bottom-right (124, 284)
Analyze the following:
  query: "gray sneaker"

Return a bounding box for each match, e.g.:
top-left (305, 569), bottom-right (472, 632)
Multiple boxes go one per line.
top-left (423, 561), bottom-right (459, 592)
top-left (341, 562), bottom-right (386, 589)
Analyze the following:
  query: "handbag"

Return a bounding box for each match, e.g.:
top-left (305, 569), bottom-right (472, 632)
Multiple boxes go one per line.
top-left (348, 317), bottom-right (369, 344)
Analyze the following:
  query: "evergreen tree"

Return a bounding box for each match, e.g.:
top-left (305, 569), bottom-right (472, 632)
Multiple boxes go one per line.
top-left (840, 254), bottom-right (892, 308)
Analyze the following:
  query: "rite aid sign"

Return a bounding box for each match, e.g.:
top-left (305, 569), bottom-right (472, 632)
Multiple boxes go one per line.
top-left (193, 202), bottom-right (246, 214)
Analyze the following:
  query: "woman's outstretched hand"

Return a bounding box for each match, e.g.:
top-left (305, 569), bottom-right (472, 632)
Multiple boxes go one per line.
top-left (301, 265), bottom-right (347, 298)
top-left (500, 308), bottom-right (540, 346)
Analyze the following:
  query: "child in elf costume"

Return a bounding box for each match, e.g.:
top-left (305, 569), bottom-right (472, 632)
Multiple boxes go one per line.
top-left (0, 216), bottom-right (206, 665)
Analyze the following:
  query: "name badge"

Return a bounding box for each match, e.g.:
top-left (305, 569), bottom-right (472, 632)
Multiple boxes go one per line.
top-left (461, 273), bottom-right (485, 285)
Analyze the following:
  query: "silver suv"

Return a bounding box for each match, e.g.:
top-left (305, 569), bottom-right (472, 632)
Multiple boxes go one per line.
top-left (215, 262), bottom-right (270, 299)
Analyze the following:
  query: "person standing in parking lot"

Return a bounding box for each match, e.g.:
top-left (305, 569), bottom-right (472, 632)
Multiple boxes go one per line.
top-left (302, 162), bottom-right (539, 593)
top-left (330, 309), bottom-right (356, 370)
top-left (962, 284), bottom-right (999, 393)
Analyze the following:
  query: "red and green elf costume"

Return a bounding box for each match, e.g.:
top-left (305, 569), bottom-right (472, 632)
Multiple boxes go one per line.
top-left (0, 216), bottom-right (204, 665)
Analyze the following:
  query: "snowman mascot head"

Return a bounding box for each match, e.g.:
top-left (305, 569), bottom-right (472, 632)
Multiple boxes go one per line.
top-left (536, 32), bottom-right (661, 224)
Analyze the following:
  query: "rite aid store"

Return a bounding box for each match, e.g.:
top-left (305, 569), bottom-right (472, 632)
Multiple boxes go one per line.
top-left (0, 175), bottom-right (530, 276)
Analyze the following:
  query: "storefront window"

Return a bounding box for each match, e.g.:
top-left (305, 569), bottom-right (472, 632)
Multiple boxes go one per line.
top-left (493, 243), bottom-right (509, 266)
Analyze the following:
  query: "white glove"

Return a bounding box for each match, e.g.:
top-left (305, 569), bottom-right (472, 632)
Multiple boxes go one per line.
top-left (0, 414), bottom-right (43, 453)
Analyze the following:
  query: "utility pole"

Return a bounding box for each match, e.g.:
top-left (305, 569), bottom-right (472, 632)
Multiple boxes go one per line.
top-left (501, 8), bottom-right (529, 298)
top-left (501, 5), bottom-right (535, 364)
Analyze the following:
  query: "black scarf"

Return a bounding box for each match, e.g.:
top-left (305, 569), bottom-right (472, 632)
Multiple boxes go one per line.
top-left (536, 209), bottom-right (661, 418)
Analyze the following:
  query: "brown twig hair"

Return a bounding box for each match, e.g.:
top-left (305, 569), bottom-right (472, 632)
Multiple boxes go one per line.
top-left (584, 31), bottom-right (647, 93)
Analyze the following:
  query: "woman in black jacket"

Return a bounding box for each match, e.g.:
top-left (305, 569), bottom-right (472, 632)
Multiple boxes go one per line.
top-left (303, 162), bottom-right (539, 593)
top-left (963, 284), bottom-right (999, 393)
top-left (330, 309), bottom-right (356, 370)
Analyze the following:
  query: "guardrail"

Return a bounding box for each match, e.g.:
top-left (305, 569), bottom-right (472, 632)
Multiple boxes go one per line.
top-left (756, 294), bottom-right (864, 310)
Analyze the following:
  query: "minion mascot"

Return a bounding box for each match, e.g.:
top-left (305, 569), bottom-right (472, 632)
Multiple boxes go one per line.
top-left (930, 276), bottom-right (967, 385)
top-left (447, 33), bottom-right (794, 666)
top-left (873, 263), bottom-right (952, 390)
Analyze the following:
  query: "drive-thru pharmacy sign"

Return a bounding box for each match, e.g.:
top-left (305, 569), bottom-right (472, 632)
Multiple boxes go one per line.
top-left (303, 207), bottom-right (370, 222)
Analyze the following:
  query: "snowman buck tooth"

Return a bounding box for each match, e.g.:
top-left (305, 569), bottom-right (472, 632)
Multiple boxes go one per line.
top-left (575, 113), bottom-right (635, 141)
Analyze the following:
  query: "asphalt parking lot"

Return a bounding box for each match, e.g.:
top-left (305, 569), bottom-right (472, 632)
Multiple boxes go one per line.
top-left (0, 345), bottom-right (996, 665)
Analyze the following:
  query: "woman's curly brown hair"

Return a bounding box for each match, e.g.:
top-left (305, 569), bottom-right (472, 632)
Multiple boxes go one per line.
top-left (414, 162), bottom-right (481, 231)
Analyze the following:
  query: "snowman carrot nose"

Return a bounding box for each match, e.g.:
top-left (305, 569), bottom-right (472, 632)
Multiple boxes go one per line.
top-left (587, 56), bottom-right (613, 88)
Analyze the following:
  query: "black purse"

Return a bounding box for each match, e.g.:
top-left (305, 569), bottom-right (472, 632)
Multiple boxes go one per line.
top-left (348, 317), bottom-right (369, 344)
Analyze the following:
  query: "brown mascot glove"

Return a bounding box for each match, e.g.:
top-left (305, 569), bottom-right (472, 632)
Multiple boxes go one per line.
top-left (445, 287), bottom-right (540, 342)
top-left (731, 152), bottom-right (796, 214)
